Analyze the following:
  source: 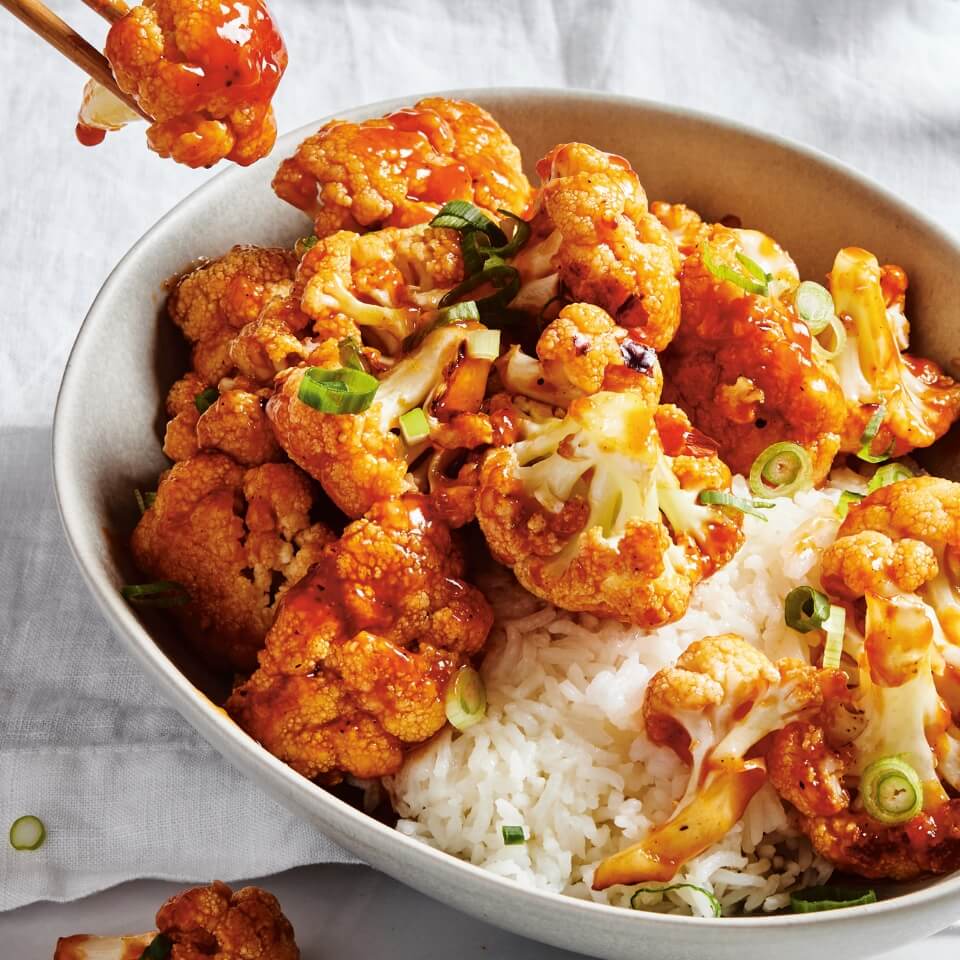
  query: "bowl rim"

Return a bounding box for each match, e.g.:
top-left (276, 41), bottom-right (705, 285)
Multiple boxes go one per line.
top-left (52, 85), bottom-right (960, 932)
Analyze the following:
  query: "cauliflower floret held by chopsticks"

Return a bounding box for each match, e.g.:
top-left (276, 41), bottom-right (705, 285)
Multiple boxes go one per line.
top-left (54, 880), bottom-right (299, 960)
top-left (78, 0), bottom-right (288, 168)
top-left (593, 635), bottom-right (838, 888)
top-left (227, 494), bottom-right (493, 781)
top-left (273, 97), bottom-right (532, 238)
top-left (762, 477), bottom-right (960, 880)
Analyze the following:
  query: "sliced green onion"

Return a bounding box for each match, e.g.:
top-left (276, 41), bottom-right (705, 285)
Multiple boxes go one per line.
top-left (790, 885), bottom-right (877, 913)
top-left (748, 442), bottom-right (813, 498)
top-left (698, 489), bottom-right (775, 520)
top-left (134, 489), bottom-right (156, 514)
top-left (121, 581), bottom-right (190, 608)
top-left (297, 366), bottom-right (379, 414)
top-left (701, 242), bottom-right (767, 296)
top-left (439, 262), bottom-right (521, 325)
top-left (822, 604), bottom-right (846, 669)
top-left (856, 404), bottom-right (894, 464)
top-left (295, 234), bottom-right (319, 257)
top-left (735, 251), bottom-right (771, 287)
top-left (795, 281), bottom-right (835, 335)
top-left (812, 313), bottom-right (847, 361)
top-left (501, 825), bottom-right (526, 845)
top-left (445, 665), bottom-right (487, 731)
top-left (139, 934), bottom-right (173, 960)
top-left (466, 329), bottom-right (501, 361)
top-left (861, 756), bottom-right (923, 825)
top-left (437, 300), bottom-right (481, 324)
top-left (337, 336), bottom-right (367, 372)
top-left (430, 200), bottom-right (507, 245)
top-left (867, 461), bottom-right (915, 494)
top-left (194, 387), bottom-right (218, 413)
top-left (784, 586), bottom-right (831, 633)
top-left (9, 815), bottom-right (45, 851)
top-left (399, 407), bottom-right (430, 445)
top-left (630, 883), bottom-right (722, 918)
top-left (836, 490), bottom-right (864, 520)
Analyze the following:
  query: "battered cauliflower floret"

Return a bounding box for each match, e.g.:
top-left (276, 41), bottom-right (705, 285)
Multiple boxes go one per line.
top-left (98, 0), bottom-right (287, 167)
top-left (168, 245), bottom-right (298, 384)
top-left (131, 454), bottom-right (334, 671)
top-left (650, 201), bottom-right (711, 258)
top-left (195, 388), bottom-right (281, 466)
top-left (475, 386), bottom-right (743, 627)
top-left (55, 881), bottom-right (299, 960)
top-left (227, 494), bottom-right (493, 781)
top-left (662, 224), bottom-right (846, 481)
top-left (509, 143), bottom-right (681, 350)
top-left (163, 372), bottom-right (205, 461)
top-left (820, 529), bottom-right (939, 598)
top-left (767, 721), bottom-right (851, 818)
top-left (298, 223), bottom-right (464, 352)
top-left (828, 247), bottom-right (960, 456)
top-left (228, 303), bottom-right (311, 386)
top-left (267, 323), bottom-right (497, 520)
top-left (272, 97), bottom-right (531, 237)
top-left (594, 635), bottom-right (831, 888)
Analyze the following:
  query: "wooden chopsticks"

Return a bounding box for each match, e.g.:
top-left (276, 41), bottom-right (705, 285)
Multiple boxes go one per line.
top-left (0, 0), bottom-right (149, 120)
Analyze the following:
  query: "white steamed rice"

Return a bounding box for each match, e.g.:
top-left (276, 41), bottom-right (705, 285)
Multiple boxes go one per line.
top-left (384, 472), bottom-right (868, 917)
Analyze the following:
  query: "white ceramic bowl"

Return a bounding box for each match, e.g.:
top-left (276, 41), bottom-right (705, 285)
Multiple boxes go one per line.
top-left (54, 88), bottom-right (960, 960)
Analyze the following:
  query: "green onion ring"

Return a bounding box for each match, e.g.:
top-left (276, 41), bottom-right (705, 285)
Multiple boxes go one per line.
top-left (466, 329), bottom-right (501, 361)
top-left (194, 387), bottom-right (218, 414)
top-left (121, 581), bottom-right (190, 608)
top-left (698, 489), bottom-right (775, 520)
top-left (794, 281), bottom-right (835, 335)
top-left (295, 234), bottom-right (319, 257)
top-left (735, 251), bottom-right (771, 286)
top-left (9, 815), bottom-right (46, 851)
top-left (630, 883), bottom-right (722, 918)
top-left (821, 604), bottom-right (846, 669)
top-left (501, 824), bottom-right (526, 845)
top-left (867, 461), bottom-right (915, 494)
top-left (437, 300), bottom-right (481, 324)
top-left (748, 442), bottom-right (813, 498)
top-left (856, 403), bottom-right (895, 463)
top-left (861, 756), bottom-right (923, 825)
top-left (337, 336), bottom-right (367, 372)
top-left (790, 885), bottom-right (877, 913)
top-left (430, 200), bottom-right (507, 246)
top-left (399, 407), bottom-right (430, 445)
top-left (139, 934), bottom-right (174, 960)
top-left (297, 366), bottom-right (379, 414)
top-left (439, 262), bottom-right (521, 325)
top-left (445, 665), bottom-right (487, 731)
top-left (784, 586), bottom-right (831, 633)
top-left (811, 313), bottom-right (847, 361)
top-left (701, 242), bottom-right (768, 296)
top-left (134, 489), bottom-right (156, 514)
top-left (836, 490), bottom-right (864, 520)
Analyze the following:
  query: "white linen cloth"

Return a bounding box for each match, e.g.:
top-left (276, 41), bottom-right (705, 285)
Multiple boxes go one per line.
top-left (3, 0), bottom-right (960, 912)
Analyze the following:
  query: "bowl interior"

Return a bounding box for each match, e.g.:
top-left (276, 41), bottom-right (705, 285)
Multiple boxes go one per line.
top-left (53, 89), bottom-right (960, 960)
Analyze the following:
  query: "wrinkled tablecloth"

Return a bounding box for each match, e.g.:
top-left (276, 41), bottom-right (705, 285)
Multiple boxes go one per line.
top-left (3, 0), bottom-right (960, 912)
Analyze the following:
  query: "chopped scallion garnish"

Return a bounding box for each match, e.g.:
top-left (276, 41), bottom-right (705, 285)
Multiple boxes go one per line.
top-left (784, 586), bottom-right (831, 633)
top-left (748, 442), bottom-right (813, 499)
top-left (194, 387), bottom-right (218, 414)
top-left (466, 329), bottom-right (501, 361)
top-left (139, 934), bottom-right (173, 960)
top-left (134, 489), bottom-right (156, 515)
top-left (399, 407), bottom-right (430, 445)
top-left (811, 312), bottom-right (847, 361)
top-left (439, 261), bottom-right (521, 324)
top-left (861, 756), bottom-right (923, 824)
top-left (297, 366), bottom-right (379, 414)
top-left (445, 665), bottom-right (487, 731)
top-left (630, 882), bottom-right (722, 918)
top-left (501, 825), bottom-right (526, 845)
top-left (430, 200), bottom-right (507, 245)
top-left (337, 336), bottom-right (367, 372)
top-left (856, 404), bottom-right (894, 463)
top-left (437, 300), bottom-right (481, 324)
top-left (867, 461), bottom-right (914, 494)
top-left (836, 490), bottom-right (864, 520)
top-left (790, 885), bottom-right (877, 913)
top-left (700, 242), bottom-right (768, 296)
top-left (698, 490), bottom-right (774, 520)
top-left (121, 581), bottom-right (190, 607)
top-left (794, 281), bottom-right (835, 335)
top-left (9, 815), bottom-right (45, 851)
top-left (821, 604), bottom-right (846, 669)
top-left (295, 234), bottom-right (319, 257)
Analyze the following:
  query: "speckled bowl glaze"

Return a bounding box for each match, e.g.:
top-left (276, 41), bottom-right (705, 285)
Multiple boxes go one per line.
top-left (54, 89), bottom-right (960, 960)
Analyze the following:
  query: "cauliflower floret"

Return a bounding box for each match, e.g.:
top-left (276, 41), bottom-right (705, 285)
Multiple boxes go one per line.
top-left (298, 224), bottom-right (464, 352)
top-left (163, 372), bottom-right (204, 461)
top-left (475, 386), bottom-right (743, 627)
top-left (55, 881), bottom-right (299, 960)
top-left (97, 0), bottom-right (287, 167)
top-left (510, 143), bottom-right (681, 350)
top-left (267, 323), bottom-right (496, 520)
top-left (649, 201), bottom-right (711, 258)
top-left (828, 247), bottom-right (960, 455)
top-left (227, 494), bottom-right (493, 781)
top-left (272, 98), bottom-right (531, 237)
top-left (195, 388), bottom-right (281, 466)
top-left (228, 302), bottom-right (311, 386)
top-left (168, 246), bottom-right (298, 385)
top-left (594, 635), bottom-right (830, 888)
top-left (662, 224), bottom-right (847, 481)
top-left (131, 454), bottom-right (334, 671)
